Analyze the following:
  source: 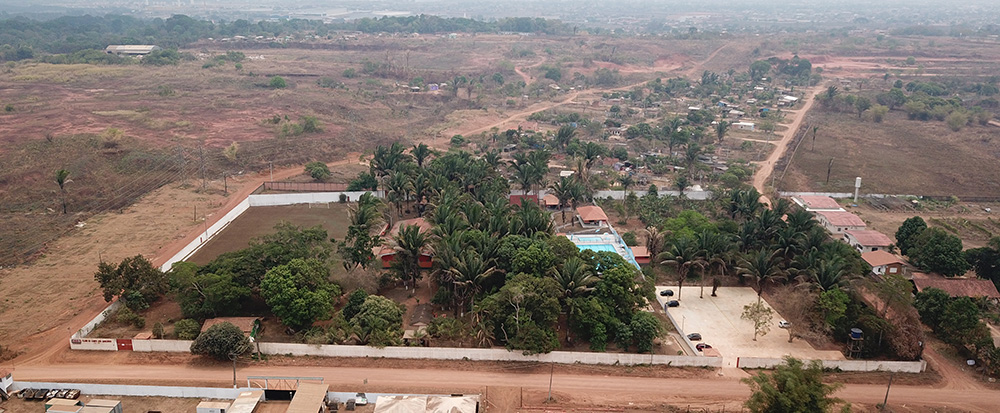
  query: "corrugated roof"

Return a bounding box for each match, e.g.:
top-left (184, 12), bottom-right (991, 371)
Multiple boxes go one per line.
top-left (793, 195), bottom-right (842, 210)
top-left (286, 382), bottom-right (328, 413)
top-left (390, 217), bottom-right (433, 236)
top-left (542, 193), bottom-right (560, 206)
top-left (227, 390), bottom-right (263, 413)
top-left (846, 230), bottom-right (893, 246)
top-left (817, 210), bottom-right (866, 227)
top-left (509, 194), bottom-right (539, 206)
top-left (577, 205), bottom-right (608, 222)
top-left (913, 278), bottom-right (1000, 299)
top-left (862, 250), bottom-right (903, 267)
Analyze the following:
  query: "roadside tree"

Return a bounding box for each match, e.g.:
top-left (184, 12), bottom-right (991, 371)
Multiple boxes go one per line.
top-left (190, 322), bottom-right (251, 361)
top-left (743, 357), bottom-right (843, 413)
top-left (94, 255), bottom-right (168, 311)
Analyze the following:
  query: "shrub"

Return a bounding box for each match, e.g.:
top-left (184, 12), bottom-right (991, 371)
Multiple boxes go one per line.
top-left (621, 231), bottom-right (638, 246)
top-left (152, 322), bottom-right (165, 339)
top-left (269, 76), bottom-right (287, 89)
top-left (190, 322), bottom-right (251, 361)
top-left (116, 306), bottom-right (145, 328)
top-left (174, 319), bottom-right (201, 340)
top-left (304, 161), bottom-right (331, 181)
top-left (946, 111), bottom-right (968, 131)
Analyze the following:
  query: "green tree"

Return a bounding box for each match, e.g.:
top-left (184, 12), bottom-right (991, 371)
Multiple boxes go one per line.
top-left (260, 258), bottom-right (340, 330)
top-left (743, 357), bottom-right (843, 413)
top-left (659, 237), bottom-right (700, 300)
top-left (629, 311), bottom-right (661, 353)
top-left (304, 161), bottom-right (331, 181)
top-left (895, 216), bottom-right (927, 256)
top-left (714, 120), bottom-right (730, 144)
top-left (352, 295), bottom-right (405, 347)
top-left (966, 237), bottom-right (1000, 290)
top-left (741, 300), bottom-right (774, 341)
top-left (174, 319), bottom-right (201, 340)
top-left (476, 273), bottom-right (561, 354)
top-left (855, 96), bottom-right (871, 118)
top-left (55, 169), bottom-right (71, 214)
top-left (190, 321), bottom-right (251, 361)
top-left (553, 125), bottom-right (576, 150)
top-left (342, 289), bottom-right (369, 321)
top-left (169, 262), bottom-right (251, 319)
top-left (738, 249), bottom-right (786, 300)
top-left (909, 227), bottom-right (971, 276)
top-left (94, 255), bottom-right (168, 311)
top-left (913, 287), bottom-right (951, 331)
top-left (391, 224), bottom-right (429, 288)
top-left (817, 289), bottom-right (849, 329)
top-left (269, 75), bottom-right (287, 88)
top-left (749, 60), bottom-right (771, 81)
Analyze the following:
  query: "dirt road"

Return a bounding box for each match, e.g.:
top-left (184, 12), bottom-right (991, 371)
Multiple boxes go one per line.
top-left (9, 362), bottom-right (996, 411)
top-left (751, 84), bottom-right (825, 205)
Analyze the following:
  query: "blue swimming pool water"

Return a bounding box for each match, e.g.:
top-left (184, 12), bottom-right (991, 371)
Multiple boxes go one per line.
top-left (574, 236), bottom-right (606, 243)
top-left (576, 244), bottom-right (618, 253)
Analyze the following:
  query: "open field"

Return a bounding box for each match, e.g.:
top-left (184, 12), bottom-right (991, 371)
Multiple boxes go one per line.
top-left (780, 109), bottom-right (1000, 197)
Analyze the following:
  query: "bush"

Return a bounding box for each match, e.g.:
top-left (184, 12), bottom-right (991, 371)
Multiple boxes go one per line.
top-left (621, 231), bottom-right (638, 246)
top-left (190, 322), bottom-right (251, 361)
top-left (116, 306), bottom-right (145, 328)
top-left (269, 76), bottom-right (287, 89)
top-left (343, 68), bottom-right (357, 78)
top-left (174, 319), bottom-right (201, 340)
top-left (304, 161), bottom-right (331, 181)
top-left (339, 193), bottom-right (348, 203)
top-left (152, 322), bottom-right (165, 339)
top-left (946, 111), bottom-right (968, 131)
top-left (427, 316), bottom-right (467, 341)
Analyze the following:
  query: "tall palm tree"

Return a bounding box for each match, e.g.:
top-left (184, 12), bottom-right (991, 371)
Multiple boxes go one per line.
top-left (55, 169), bottom-right (71, 214)
top-left (412, 143), bottom-right (433, 168)
top-left (554, 125), bottom-right (576, 150)
top-left (785, 208), bottom-right (819, 234)
top-left (644, 227), bottom-right (665, 265)
top-left (508, 162), bottom-right (534, 195)
top-left (393, 224), bottom-right (429, 289)
top-left (737, 248), bottom-right (786, 300)
top-left (385, 171), bottom-right (413, 219)
top-left (581, 142), bottom-right (606, 168)
top-left (370, 142), bottom-right (412, 179)
top-left (695, 230), bottom-right (731, 298)
top-left (714, 120), bottom-right (730, 144)
top-left (659, 237), bottom-right (700, 300)
top-left (549, 176), bottom-right (577, 223)
top-left (728, 188), bottom-right (763, 222)
top-left (810, 256), bottom-right (849, 292)
top-left (549, 256), bottom-right (598, 303)
top-left (449, 252), bottom-right (498, 315)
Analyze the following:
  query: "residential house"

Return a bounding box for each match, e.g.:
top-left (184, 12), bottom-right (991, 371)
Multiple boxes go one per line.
top-left (631, 246), bottom-right (651, 265)
top-left (376, 217), bottom-right (434, 269)
top-left (913, 277), bottom-right (1000, 302)
top-left (733, 122), bottom-right (755, 131)
top-left (542, 193), bottom-right (561, 210)
top-left (576, 205), bottom-right (609, 227)
top-left (791, 195), bottom-right (844, 212)
top-left (815, 210), bottom-right (866, 234)
top-left (509, 194), bottom-right (538, 206)
top-left (861, 250), bottom-right (905, 276)
top-left (844, 229), bottom-right (894, 253)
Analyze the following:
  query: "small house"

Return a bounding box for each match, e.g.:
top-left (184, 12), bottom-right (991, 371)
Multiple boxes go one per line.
top-left (815, 210), bottom-right (866, 234)
top-left (862, 250), bottom-right (904, 276)
top-left (576, 205), bottom-right (609, 227)
top-left (509, 194), bottom-right (538, 206)
top-left (844, 229), bottom-right (893, 253)
top-left (631, 246), bottom-right (651, 265)
top-left (377, 218), bottom-right (434, 269)
top-left (542, 193), bottom-right (561, 210)
top-left (733, 122), bottom-right (755, 131)
top-left (791, 195), bottom-right (844, 212)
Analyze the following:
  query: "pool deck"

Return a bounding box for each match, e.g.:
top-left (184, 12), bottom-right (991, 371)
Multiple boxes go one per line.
top-left (565, 233), bottom-right (641, 269)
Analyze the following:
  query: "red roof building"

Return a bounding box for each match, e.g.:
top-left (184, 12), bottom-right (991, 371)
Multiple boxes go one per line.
top-left (792, 195), bottom-right (844, 212)
top-left (913, 278), bottom-right (1000, 300)
top-left (861, 250), bottom-right (905, 276)
top-left (844, 229), bottom-right (894, 253)
top-left (378, 217), bottom-right (434, 269)
top-left (577, 205), bottom-right (609, 226)
top-left (815, 210), bottom-right (866, 234)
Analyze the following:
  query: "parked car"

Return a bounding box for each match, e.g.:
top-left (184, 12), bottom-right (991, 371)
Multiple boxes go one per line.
top-left (659, 289), bottom-right (675, 297)
top-left (34, 389), bottom-right (49, 400)
top-left (46, 389), bottom-right (59, 399)
top-left (355, 392), bottom-right (368, 406)
top-left (16, 388), bottom-right (30, 399)
top-left (666, 300), bottom-right (680, 307)
top-left (66, 389), bottom-right (81, 399)
top-left (696, 343), bottom-right (712, 352)
top-left (58, 389), bottom-right (71, 398)
top-left (687, 333), bottom-right (702, 341)
top-left (778, 320), bottom-right (791, 329)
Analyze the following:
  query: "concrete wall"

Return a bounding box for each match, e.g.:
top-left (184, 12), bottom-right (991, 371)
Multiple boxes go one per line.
top-left (736, 357), bottom-right (926, 373)
top-left (74, 301), bottom-right (122, 340)
top-left (11, 382), bottom-right (248, 399)
top-left (131, 339), bottom-right (193, 352)
top-left (661, 306), bottom-right (699, 356)
top-left (247, 191), bottom-right (383, 207)
top-left (159, 198), bottom-right (251, 272)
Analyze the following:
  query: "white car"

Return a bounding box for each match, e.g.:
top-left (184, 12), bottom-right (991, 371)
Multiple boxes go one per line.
top-left (355, 393), bottom-right (368, 406)
top-left (778, 320), bottom-right (791, 329)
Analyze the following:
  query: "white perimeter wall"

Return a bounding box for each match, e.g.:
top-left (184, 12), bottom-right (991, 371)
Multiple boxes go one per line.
top-left (737, 357), bottom-right (926, 373)
top-left (10, 382), bottom-right (248, 399)
top-left (130, 339), bottom-right (194, 352)
top-left (247, 191), bottom-right (381, 207)
top-left (159, 198), bottom-right (251, 272)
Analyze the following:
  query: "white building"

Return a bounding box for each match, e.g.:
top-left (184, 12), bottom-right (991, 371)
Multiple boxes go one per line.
top-left (843, 229), bottom-right (894, 253)
top-left (815, 210), bottom-right (866, 234)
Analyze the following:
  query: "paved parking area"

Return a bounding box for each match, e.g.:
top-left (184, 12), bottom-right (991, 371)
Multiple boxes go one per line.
top-left (655, 286), bottom-right (845, 367)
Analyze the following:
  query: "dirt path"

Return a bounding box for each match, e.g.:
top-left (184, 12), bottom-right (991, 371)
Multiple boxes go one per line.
top-left (8, 361), bottom-right (998, 411)
top-left (751, 84), bottom-right (825, 206)
top-left (514, 57), bottom-right (547, 85)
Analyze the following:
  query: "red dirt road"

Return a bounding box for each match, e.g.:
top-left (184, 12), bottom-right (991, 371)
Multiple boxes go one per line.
top-left (9, 362), bottom-right (997, 411)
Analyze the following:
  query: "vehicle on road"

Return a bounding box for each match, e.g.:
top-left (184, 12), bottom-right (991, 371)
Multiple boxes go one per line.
top-left (687, 333), bottom-right (702, 341)
top-left (666, 300), bottom-right (680, 307)
top-left (355, 392), bottom-right (368, 406)
top-left (696, 343), bottom-right (712, 351)
top-left (778, 320), bottom-right (791, 328)
top-left (659, 289), bottom-right (674, 296)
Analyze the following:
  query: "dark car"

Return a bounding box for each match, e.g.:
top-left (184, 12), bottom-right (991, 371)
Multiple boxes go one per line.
top-left (696, 343), bottom-right (712, 352)
top-left (666, 300), bottom-right (680, 307)
top-left (34, 389), bottom-right (49, 400)
top-left (687, 333), bottom-right (702, 341)
top-left (17, 389), bottom-right (31, 399)
top-left (659, 289), bottom-right (675, 297)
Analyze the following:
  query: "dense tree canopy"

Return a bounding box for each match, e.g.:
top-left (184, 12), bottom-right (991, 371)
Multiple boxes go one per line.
top-left (743, 357), bottom-right (842, 413)
top-left (190, 321), bottom-right (252, 361)
top-left (94, 255), bottom-right (168, 311)
top-left (260, 258), bottom-right (341, 330)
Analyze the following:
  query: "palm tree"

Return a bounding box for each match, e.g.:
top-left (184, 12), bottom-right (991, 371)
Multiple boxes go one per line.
top-left (644, 227), bottom-right (665, 265)
top-left (581, 142), bottom-right (606, 168)
top-left (55, 169), bottom-right (71, 214)
top-left (684, 143), bottom-right (702, 176)
top-left (810, 256), bottom-right (848, 292)
top-left (674, 175), bottom-right (689, 197)
top-left (695, 230), bottom-right (732, 298)
top-left (737, 248), bottom-right (786, 300)
top-left (659, 237), bottom-right (700, 300)
top-left (393, 224), bottom-right (429, 289)
top-left (714, 120), bottom-right (730, 144)
top-left (785, 208), bottom-right (819, 234)
top-left (508, 161), bottom-right (534, 195)
top-left (449, 252), bottom-right (498, 315)
top-left (371, 142), bottom-right (412, 179)
top-left (728, 188), bottom-right (763, 222)
top-left (618, 174), bottom-right (634, 204)
top-left (549, 256), bottom-right (597, 303)
top-left (554, 125), bottom-right (576, 150)
top-left (412, 143), bottom-right (433, 168)
top-left (549, 176), bottom-right (577, 223)
top-left (385, 171), bottom-right (413, 219)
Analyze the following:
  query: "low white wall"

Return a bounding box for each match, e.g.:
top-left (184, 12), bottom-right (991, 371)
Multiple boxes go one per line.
top-left (661, 307), bottom-right (699, 356)
top-left (737, 357), bottom-right (926, 373)
top-left (131, 339), bottom-right (193, 352)
top-left (591, 190), bottom-right (712, 201)
top-left (159, 198), bottom-right (252, 272)
top-left (11, 382), bottom-right (248, 399)
top-left (74, 301), bottom-right (122, 340)
top-left (248, 191), bottom-right (382, 207)
top-left (69, 337), bottom-right (118, 351)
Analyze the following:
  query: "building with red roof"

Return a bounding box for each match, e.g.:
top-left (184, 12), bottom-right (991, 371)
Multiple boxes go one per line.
top-left (815, 210), bottom-right (866, 234)
top-left (844, 229), bottom-right (894, 253)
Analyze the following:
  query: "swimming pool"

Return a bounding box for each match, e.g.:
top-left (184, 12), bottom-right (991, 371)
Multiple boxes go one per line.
top-left (574, 236), bottom-right (607, 243)
top-left (575, 244), bottom-right (618, 253)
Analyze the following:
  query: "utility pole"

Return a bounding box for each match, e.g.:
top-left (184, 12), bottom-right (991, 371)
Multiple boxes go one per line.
top-left (826, 158), bottom-right (834, 185)
top-left (199, 144), bottom-right (206, 190)
top-left (269, 161), bottom-right (273, 182)
top-left (224, 173), bottom-right (228, 194)
top-left (547, 363), bottom-right (554, 402)
top-left (880, 372), bottom-right (894, 411)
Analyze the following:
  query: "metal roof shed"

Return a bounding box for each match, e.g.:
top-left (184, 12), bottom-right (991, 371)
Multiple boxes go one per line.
top-left (286, 382), bottom-right (329, 413)
top-left (228, 390), bottom-right (264, 413)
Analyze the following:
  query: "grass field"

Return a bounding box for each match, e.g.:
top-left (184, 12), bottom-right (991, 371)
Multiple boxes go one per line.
top-left (779, 109), bottom-right (1000, 197)
top-left (187, 203), bottom-right (353, 265)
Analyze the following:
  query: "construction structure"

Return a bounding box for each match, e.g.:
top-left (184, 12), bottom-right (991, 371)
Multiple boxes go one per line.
top-left (286, 382), bottom-right (330, 413)
top-left (104, 45), bottom-right (161, 55)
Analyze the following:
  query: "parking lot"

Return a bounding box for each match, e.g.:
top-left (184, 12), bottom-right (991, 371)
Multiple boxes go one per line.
top-left (656, 286), bottom-right (845, 367)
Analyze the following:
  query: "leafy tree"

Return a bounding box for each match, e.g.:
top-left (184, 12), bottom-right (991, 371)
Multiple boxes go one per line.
top-left (94, 255), bottom-right (168, 311)
top-left (169, 262), bottom-right (251, 319)
top-left (202, 223), bottom-right (331, 289)
top-left (260, 258), bottom-right (340, 330)
top-left (869, 272), bottom-right (913, 317)
top-left (914, 287), bottom-right (951, 331)
top-left (55, 169), bottom-right (71, 214)
top-left (817, 289), bottom-right (849, 329)
top-left (741, 300), bottom-right (774, 341)
top-left (895, 216), bottom-right (927, 256)
top-left (304, 161), bottom-right (331, 181)
top-left (477, 273), bottom-right (561, 354)
top-left (749, 60), bottom-right (771, 80)
top-left (190, 321), bottom-right (251, 361)
top-left (743, 357), bottom-right (843, 413)
top-left (269, 75), bottom-right (287, 88)
top-left (629, 311), bottom-right (661, 353)
top-left (854, 96), bottom-right (871, 118)
top-left (342, 289), bottom-right (369, 321)
top-left (966, 237), bottom-right (1000, 289)
top-left (909, 227), bottom-right (970, 276)
top-left (352, 295), bottom-right (405, 347)
top-left (174, 319), bottom-right (201, 340)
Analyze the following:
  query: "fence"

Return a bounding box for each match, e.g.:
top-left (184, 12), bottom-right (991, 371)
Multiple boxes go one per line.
top-left (262, 181), bottom-right (349, 192)
top-left (158, 198), bottom-right (251, 272)
top-left (10, 382), bottom-right (251, 399)
top-left (248, 191), bottom-right (382, 207)
top-left (736, 357), bottom-right (926, 373)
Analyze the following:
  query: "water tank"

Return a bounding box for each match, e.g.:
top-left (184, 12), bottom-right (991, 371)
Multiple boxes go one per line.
top-left (850, 328), bottom-right (863, 339)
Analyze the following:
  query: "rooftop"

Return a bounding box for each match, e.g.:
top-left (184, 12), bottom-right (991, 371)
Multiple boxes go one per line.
top-left (542, 193), bottom-right (560, 206)
top-left (913, 278), bottom-right (1000, 299)
top-left (816, 210), bottom-right (866, 227)
top-left (792, 195), bottom-right (842, 211)
top-left (286, 382), bottom-right (329, 413)
top-left (861, 250), bottom-right (904, 267)
top-left (390, 217), bottom-right (433, 236)
top-left (846, 229), bottom-right (894, 246)
top-left (577, 205), bottom-right (608, 222)
top-left (630, 246), bottom-right (650, 258)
